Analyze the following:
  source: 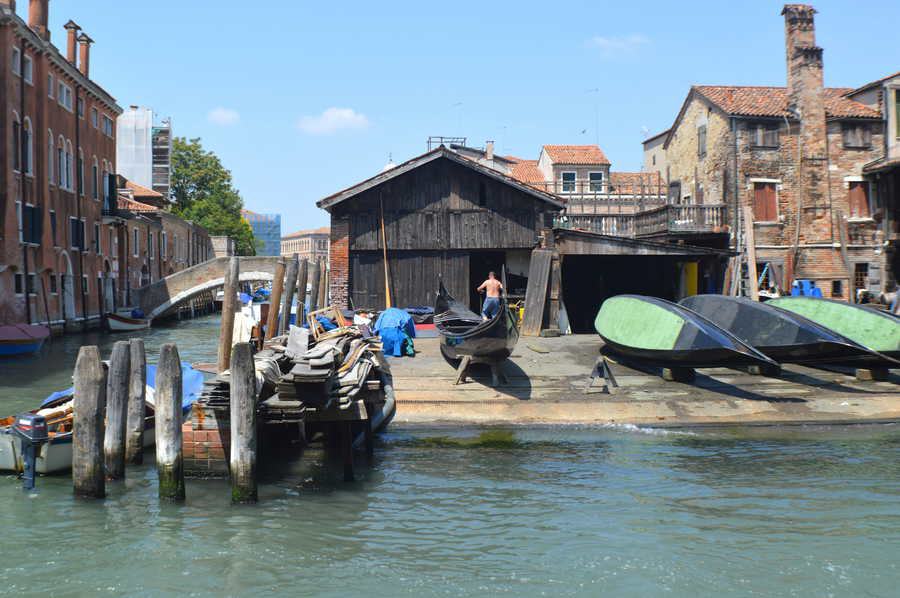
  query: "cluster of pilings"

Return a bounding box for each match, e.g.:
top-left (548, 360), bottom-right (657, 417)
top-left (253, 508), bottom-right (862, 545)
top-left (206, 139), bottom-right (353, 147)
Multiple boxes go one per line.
top-left (72, 338), bottom-right (260, 504)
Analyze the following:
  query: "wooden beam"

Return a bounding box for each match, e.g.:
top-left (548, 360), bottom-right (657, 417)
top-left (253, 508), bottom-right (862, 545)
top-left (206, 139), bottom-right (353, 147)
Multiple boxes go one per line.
top-left (742, 206), bottom-right (759, 301)
top-left (521, 249), bottom-right (553, 336)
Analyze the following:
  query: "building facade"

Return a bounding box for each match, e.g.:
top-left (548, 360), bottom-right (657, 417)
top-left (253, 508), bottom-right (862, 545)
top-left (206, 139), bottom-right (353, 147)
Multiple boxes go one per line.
top-left (654, 4), bottom-right (889, 301)
top-left (241, 209), bottom-right (280, 256)
top-left (0, 1), bottom-right (121, 328)
top-left (281, 226), bottom-right (329, 263)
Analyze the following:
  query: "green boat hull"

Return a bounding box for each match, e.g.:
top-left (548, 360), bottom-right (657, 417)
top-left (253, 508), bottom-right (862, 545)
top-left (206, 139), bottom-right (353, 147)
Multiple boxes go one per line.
top-left (768, 297), bottom-right (900, 360)
top-left (594, 295), bottom-right (778, 369)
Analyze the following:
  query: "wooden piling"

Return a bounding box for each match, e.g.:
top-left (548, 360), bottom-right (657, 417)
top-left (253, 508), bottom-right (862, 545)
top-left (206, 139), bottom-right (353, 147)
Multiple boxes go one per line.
top-left (308, 260), bottom-right (321, 312)
top-left (295, 259), bottom-right (309, 322)
top-left (103, 340), bottom-right (131, 479)
top-left (317, 259), bottom-right (328, 308)
top-left (72, 346), bottom-right (107, 499)
top-left (155, 343), bottom-right (185, 501)
top-left (125, 339), bottom-right (147, 464)
top-left (279, 255), bottom-right (300, 336)
top-left (217, 257), bottom-right (240, 372)
top-left (265, 259), bottom-right (287, 341)
top-left (230, 342), bottom-right (258, 503)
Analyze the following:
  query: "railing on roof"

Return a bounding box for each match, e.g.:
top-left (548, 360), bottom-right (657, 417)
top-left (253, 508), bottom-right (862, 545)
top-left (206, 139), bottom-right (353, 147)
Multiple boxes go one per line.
top-left (530, 180), bottom-right (668, 201)
top-left (555, 203), bottom-right (728, 238)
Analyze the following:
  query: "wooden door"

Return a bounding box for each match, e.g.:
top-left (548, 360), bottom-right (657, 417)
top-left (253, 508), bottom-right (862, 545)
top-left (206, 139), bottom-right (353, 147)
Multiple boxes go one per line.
top-left (848, 182), bottom-right (870, 218)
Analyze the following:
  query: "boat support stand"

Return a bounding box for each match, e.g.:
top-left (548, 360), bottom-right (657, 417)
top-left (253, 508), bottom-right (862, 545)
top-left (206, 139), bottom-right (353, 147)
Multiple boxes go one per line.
top-left (454, 356), bottom-right (509, 387)
top-left (585, 356), bottom-right (618, 394)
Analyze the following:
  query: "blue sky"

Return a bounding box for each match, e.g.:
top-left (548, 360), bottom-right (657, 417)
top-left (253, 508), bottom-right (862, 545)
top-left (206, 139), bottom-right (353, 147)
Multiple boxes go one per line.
top-left (41, 0), bottom-right (900, 233)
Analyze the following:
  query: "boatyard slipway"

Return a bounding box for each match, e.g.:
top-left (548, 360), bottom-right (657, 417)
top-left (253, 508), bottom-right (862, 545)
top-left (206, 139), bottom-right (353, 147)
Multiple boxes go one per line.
top-left (391, 336), bottom-right (900, 427)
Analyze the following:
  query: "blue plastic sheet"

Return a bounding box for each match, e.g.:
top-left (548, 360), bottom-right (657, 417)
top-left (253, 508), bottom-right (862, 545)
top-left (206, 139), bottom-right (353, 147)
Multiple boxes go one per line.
top-left (375, 308), bottom-right (416, 356)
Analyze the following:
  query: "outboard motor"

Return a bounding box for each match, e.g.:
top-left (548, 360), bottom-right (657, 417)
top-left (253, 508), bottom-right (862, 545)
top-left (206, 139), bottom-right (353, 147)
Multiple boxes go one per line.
top-left (12, 413), bottom-right (49, 490)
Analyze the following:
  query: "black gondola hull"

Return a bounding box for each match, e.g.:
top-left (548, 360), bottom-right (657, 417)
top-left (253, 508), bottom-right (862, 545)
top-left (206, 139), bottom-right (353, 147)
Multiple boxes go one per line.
top-left (434, 281), bottom-right (519, 364)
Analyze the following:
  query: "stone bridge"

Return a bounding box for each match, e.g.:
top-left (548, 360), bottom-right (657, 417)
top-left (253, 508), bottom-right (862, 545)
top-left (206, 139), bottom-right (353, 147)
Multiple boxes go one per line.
top-left (134, 256), bottom-right (282, 319)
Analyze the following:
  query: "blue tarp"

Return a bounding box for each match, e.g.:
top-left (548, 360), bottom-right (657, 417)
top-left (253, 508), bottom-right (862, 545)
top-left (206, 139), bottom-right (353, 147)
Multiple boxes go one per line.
top-left (791, 280), bottom-right (823, 297)
top-left (375, 308), bottom-right (416, 357)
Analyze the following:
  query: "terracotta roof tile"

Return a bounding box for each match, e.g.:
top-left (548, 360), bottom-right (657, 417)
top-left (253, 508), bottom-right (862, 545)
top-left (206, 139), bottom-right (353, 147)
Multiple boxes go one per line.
top-left (694, 85), bottom-right (881, 119)
top-left (125, 179), bottom-right (163, 198)
top-left (542, 145), bottom-right (610, 165)
top-left (283, 226), bottom-right (330, 239)
top-left (509, 159), bottom-right (544, 185)
top-left (117, 195), bottom-right (157, 212)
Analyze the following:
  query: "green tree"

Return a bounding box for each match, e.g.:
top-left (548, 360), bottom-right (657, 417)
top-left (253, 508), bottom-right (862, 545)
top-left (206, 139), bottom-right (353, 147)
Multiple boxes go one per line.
top-left (171, 137), bottom-right (256, 255)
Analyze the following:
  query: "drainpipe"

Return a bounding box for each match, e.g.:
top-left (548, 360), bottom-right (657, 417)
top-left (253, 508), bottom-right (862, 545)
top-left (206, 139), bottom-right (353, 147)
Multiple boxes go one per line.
top-left (18, 37), bottom-right (32, 324)
top-left (75, 84), bottom-right (87, 329)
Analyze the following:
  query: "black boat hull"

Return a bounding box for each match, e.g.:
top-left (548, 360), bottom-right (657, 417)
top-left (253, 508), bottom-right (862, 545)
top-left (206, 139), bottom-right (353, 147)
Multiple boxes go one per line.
top-left (434, 281), bottom-right (519, 364)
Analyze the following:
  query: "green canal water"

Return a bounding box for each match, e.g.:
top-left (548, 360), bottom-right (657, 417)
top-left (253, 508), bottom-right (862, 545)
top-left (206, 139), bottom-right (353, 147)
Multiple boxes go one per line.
top-left (0, 315), bottom-right (898, 596)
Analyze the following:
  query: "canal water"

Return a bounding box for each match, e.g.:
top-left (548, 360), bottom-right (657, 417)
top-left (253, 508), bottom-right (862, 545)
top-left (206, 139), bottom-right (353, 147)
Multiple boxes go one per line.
top-left (0, 315), bottom-right (898, 596)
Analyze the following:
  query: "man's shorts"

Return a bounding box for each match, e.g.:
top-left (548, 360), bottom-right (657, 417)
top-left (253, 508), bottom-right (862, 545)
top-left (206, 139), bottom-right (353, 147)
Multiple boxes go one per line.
top-left (482, 297), bottom-right (501, 319)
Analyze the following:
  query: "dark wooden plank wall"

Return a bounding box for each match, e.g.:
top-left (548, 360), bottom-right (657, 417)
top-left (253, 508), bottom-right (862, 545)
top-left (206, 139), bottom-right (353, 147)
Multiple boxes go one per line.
top-left (350, 251), bottom-right (470, 310)
top-left (339, 158), bottom-right (555, 252)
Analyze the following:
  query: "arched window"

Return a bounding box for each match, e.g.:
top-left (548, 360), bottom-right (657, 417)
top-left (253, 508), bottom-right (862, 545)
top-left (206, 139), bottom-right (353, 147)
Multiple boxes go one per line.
top-left (92, 156), bottom-right (99, 199)
top-left (65, 140), bottom-right (74, 191)
top-left (77, 148), bottom-right (84, 195)
top-left (47, 130), bottom-right (54, 185)
top-left (101, 160), bottom-right (110, 205)
top-left (57, 136), bottom-right (66, 189)
top-left (22, 117), bottom-right (33, 175)
top-left (11, 111), bottom-right (20, 172)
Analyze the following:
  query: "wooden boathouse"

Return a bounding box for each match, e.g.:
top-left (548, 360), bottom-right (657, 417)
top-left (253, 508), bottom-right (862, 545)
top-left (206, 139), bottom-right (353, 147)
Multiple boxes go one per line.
top-left (319, 147), bottom-right (564, 311)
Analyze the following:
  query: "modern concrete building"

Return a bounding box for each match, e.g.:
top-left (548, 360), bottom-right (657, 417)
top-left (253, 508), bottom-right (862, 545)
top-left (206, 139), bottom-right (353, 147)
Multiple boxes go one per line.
top-left (241, 209), bottom-right (281, 256)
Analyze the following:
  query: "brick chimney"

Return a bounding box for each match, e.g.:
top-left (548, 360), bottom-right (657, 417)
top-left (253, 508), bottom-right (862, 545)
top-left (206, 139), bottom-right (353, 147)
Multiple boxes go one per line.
top-left (64, 20), bottom-right (81, 65)
top-left (485, 140), bottom-right (495, 161)
top-left (28, 0), bottom-right (49, 41)
top-left (77, 32), bottom-right (93, 77)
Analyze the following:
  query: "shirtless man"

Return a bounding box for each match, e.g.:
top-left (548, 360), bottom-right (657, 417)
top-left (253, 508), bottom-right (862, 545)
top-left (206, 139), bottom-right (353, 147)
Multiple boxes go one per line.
top-left (476, 271), bottom-right (503, 320)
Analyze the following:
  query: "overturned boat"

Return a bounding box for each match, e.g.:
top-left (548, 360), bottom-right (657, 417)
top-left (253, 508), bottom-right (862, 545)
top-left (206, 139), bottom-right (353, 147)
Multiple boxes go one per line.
top-left (594, 295), bottom-right (779, 369)
top-left (434, 279), bottom-right (519, 364)
top-left (679, 295), bottom-right (880, 364)
top-left (0, 362), bottom-right (203, 474)
top-left (768, 296), bottom-right (900, 364)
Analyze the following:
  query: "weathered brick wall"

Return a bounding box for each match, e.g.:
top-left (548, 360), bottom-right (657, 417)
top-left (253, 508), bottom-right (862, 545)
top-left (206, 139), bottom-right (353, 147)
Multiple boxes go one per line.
top-left (328, 215), bottom-right (349, 309)
top-left (183, 405), bottom-right (230, 477)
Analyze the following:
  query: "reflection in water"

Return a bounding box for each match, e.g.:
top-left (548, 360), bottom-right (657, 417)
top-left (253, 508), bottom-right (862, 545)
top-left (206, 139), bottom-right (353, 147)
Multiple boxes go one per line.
top-left (0, 318), bottom-right (898, 596)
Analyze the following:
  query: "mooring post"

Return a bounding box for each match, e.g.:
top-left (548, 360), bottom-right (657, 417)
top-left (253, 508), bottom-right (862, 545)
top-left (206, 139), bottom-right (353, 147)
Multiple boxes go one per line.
top-left (72, 346), bottom-right (107, 499)
top-left (308, 260), bottom-right (321, 312)
top-left (156, 343), bottom-right (185, 501)
top-left (125, 339), bottom-right (147, 464)
top-left (103, 341), bottom-right (130, 479)
top-left (341, 421), bottom-right (354, 482)
top-left (279, 255), bottom-right (300, 336)
top-left (265, 259), bottom-right (287, 341)
top-left (217, 257), bottom-right (240, 373)
top-left (230, 342), bottom-right (258, 503)
top-left (295, 259), bottom-right (309, 322)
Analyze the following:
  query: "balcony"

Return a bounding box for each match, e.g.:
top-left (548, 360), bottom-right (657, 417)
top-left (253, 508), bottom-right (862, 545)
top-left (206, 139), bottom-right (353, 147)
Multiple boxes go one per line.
top-left (555, 204), bottom-right (728, 238)
top-left (530, 180), bottom-right (667, 203)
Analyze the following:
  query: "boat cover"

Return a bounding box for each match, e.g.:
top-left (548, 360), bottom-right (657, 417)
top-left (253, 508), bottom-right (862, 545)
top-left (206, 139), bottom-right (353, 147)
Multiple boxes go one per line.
top-left (375, 308), bottom-right (416, 357)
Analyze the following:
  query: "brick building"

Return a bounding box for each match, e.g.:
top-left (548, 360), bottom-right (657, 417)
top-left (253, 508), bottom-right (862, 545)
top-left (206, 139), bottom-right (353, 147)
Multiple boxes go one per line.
top-left (654, 4), bottom-right (889, 300)
top-left (0, 0), bottom-right (121, 328)
top-left (280, 225), bottom-right (329, 263)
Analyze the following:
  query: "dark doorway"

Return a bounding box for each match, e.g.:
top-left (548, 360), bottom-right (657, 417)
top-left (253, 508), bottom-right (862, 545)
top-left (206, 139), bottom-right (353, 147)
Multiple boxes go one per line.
top-left (561, 255), bottom-right (681, 333)
top-left (469, 251), bottom-right (506, 313)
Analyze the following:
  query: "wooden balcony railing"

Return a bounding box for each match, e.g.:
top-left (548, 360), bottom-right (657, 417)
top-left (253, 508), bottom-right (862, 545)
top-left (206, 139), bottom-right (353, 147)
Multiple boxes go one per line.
top-left (531, 180), bottom-right (667, 201)
top-left (555, 204), bottom-right (728, 238)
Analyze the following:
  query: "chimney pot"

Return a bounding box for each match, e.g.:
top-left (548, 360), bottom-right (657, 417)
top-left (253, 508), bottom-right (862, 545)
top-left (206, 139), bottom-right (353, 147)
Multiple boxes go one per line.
top-left (28, 0), bottom-right (49, 41)
top-left (64, 20), bottom-right (81, 65)
top-left (485, 140), bottom-right (495, 161)
top-left (77, 32), bottom-right (93, 78)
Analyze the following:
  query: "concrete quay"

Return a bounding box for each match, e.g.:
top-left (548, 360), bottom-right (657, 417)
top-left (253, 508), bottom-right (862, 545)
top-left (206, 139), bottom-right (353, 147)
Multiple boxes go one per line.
top-left (389, 335), bottom-right (900, 427)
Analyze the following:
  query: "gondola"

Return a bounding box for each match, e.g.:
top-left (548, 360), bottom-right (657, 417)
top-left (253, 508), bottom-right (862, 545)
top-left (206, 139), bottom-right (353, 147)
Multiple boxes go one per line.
top-left (679, 295), bottom-right (883, 365)
top-left (434, 274), bottom-right (519, 364)
top-left (594, 295), bottom-right (779, 369)
top-left (768, 296), bottom-right (900, 364)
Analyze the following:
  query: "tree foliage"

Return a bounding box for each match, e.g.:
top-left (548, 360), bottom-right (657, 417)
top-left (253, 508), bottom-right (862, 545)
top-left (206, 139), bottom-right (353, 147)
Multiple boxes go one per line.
top-left (171, 137), bottom-right (256, 255)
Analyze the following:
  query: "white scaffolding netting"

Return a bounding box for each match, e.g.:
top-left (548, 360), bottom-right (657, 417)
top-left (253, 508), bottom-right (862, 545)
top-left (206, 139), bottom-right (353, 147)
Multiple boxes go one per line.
top-left (116, 107), bottom-right (153, 188)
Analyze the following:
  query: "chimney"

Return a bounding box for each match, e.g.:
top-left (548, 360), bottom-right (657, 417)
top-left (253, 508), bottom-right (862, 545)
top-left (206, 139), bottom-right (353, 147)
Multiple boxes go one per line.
top-left (77, 32), bottom-right (93, 77)
top-left (28, 0), bottom-right (49, 41)
top-left (64, 20), bottom-right (81, 65)
top-left (0, 2), bottom-right (16, 14)
top-left (485, 140), bottom-right (495, 161)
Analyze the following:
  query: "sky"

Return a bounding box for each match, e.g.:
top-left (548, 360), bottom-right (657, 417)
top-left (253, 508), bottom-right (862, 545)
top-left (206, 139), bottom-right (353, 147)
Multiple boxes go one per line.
top-left (37, 0), bottom-right (900, 234)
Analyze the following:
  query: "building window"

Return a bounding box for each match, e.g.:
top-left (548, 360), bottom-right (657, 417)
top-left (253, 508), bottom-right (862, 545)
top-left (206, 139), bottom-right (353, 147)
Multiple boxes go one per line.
top-left (58, 82), bottom-right (74, 112)
top-left (22, 54), bottom-right (33, 84)
top-left (848, 181), bottom-right (871, 218)
top-left (70, 217), bottom-right (85, 250)
top-left (92, 158), bottom-right (99, 199)
top-left (697, 125), bottom-right (707, 158)
top-left (102, 115), bottom-right (114, 137)
top-left (149, 232), bottom-right (154, 259)
top-left (14, 273), bottom-right (24, 295)
top-left (57, 139), bottom-right (66, 188)
top-left (50, 210), bottom-right (57, 246)
top-left (133, 228), bottom-right (139, 257)
top-left (47, 131), bottom-right (54, 184)
top-left (751, 123), bottom-right (779, 148)
top-left (22, 117), bottom-right (33, 175)
top-left (561, 171), bottom-right (576, 193)
top-left (161, 232), bottom-right (167, 258)
top-left (26, 273), bottom-right (36, 295)
top-left (11, 47), bottom-right (20, 76)
top-left (94, 222), bottom-right (101, 254)
top-left (77, 98), bottom-right (85, 119)
top-left (853, 263), bottom-right (869, 299)
top-left (753, 182), bottom-right (778, 221)
top-left (66, 142), bottom-right (74, 191)
top-left (82, 275), bottom-right (89, 294)
top-left (49, 273), bottom-right (58, 294)
top-left (47, 74), bottom-right (54, 98)
top-left (589, 172), bottom-right (603, 192)
top-left (842, 123), bottom-right (872, 149)
top-left (91, 107), bottom-right (99, 129)
top-left (12, 115), bottom-right (20, 172)
top-left (895, 90), bottom-right (900, 139)
top-left (78, 150), bottom-right (85, 195)
top-left (832, 280), bottom-right (843, 299)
